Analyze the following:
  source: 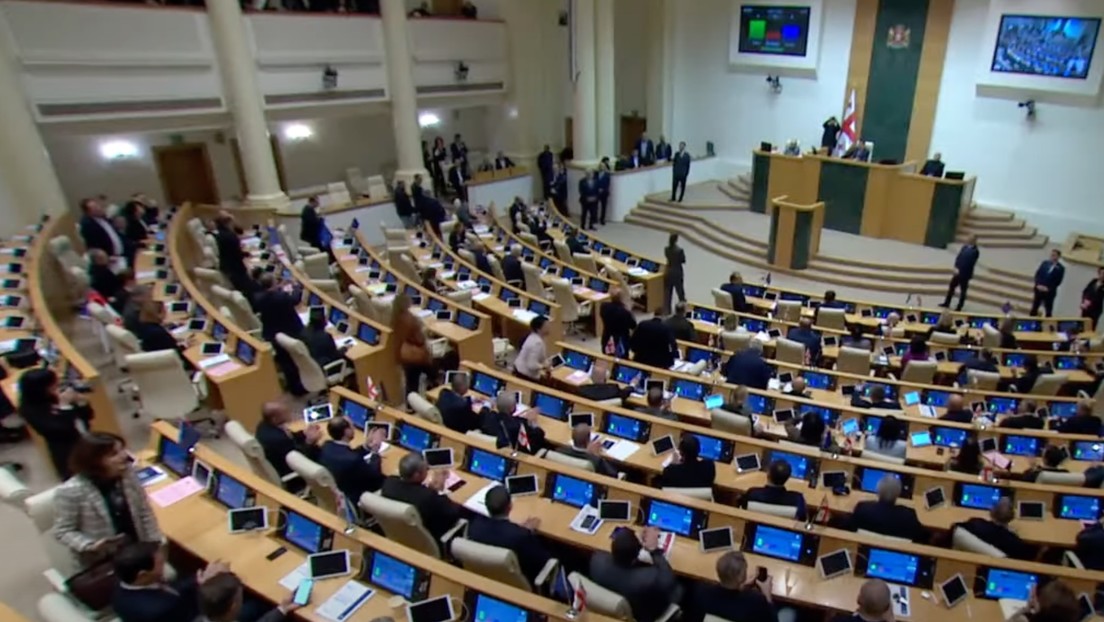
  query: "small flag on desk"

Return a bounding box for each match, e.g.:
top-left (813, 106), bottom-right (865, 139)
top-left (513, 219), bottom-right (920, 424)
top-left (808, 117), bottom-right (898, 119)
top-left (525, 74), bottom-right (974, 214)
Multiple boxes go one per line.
top-left (814, 495), bottom-right (831, 524)
top-left (764, 272), bottom-right (772, 285)
top-left (572, 579), bottom-right (588, 613)
top-left (1002, 301), bottom-right (1013, 315)
top-left (364, 376), bottom-right (381, 401)
top-left (605, 337), bottom-right (616, 356)
top-left (350, 218), bottom-right (360, 230)
top-left (517, 424), bottom-right (531, 452)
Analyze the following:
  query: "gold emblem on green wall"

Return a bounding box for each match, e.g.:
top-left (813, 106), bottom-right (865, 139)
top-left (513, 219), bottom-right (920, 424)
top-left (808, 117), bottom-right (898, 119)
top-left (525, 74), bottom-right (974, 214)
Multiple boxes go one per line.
top-left (887, 24), bottom-right (911, 49)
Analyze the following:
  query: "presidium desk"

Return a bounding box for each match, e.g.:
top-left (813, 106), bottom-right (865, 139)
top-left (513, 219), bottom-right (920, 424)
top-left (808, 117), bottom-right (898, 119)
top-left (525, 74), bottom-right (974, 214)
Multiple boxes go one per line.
top-left (751, 151), bottom-right (977, 258)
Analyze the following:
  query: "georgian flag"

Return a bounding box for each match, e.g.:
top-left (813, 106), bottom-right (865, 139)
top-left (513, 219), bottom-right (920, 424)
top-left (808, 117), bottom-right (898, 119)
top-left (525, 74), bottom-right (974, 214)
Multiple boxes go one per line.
top-left (834, 88), bottom-right (857, 157)
top-left (572, 580), bottom-right (587, 612)
top-left (365, 376), bottom-right (381, 401)
top-left (517, 424), bottom-right (531, 452)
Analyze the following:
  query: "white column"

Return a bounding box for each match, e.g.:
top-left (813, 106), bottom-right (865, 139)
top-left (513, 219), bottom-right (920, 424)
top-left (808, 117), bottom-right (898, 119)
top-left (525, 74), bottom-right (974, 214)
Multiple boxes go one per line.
top-left (501, 0), bottom-right (545, 198)
top-left (645, 0), bottom-right (671, 141)
top-left (595, 0), bottom-right (616, 159)
top-left (206, 0), bottom-right (287, 210)
top-left (572, 0), bottom-right (598, 164)
top-left (381, 0), bottom-right (430, 187)
top-left (0, 30), bottom-right (68, 226)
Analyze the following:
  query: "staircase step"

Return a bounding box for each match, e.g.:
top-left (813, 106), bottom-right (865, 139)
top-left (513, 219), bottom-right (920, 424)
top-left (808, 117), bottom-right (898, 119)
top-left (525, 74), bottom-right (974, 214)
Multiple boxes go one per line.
top-left (718, 183), bottom-right (751, 204)
top-left (966, 206), bottom-right (1016, 222)
top-left (962, 217), bottom-right (1026, 231)
top-left (957, 226), bottom-right (1039, 240)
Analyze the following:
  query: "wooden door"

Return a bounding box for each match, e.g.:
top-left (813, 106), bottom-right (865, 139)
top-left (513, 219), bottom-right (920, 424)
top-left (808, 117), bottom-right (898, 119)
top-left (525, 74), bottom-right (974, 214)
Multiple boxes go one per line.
top-left (230, 135), bottom-right (287, 197)
top-left (620, 115), bottom-right (647, 157)
top-left (432, 0), bottom-right (462, 15)
top-left (153, 144), bottom-right (219, 206)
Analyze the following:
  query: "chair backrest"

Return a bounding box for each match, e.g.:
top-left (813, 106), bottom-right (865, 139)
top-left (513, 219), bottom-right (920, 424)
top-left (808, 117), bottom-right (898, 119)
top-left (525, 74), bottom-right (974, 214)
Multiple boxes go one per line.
top-left (392, 253), bottom-right (422, 282)
top-left (837, 346), bottom-right (871, 376)
top-left (407, 392), bottom-right (443, 425)
top-left (862, 450), bottom-right (907, 465)
top-left (369, 297), bottom-right (394, 325)
top-left (775, 337), bottom-right (805, 365)
top-left (445, 289), bottom-right (473, 308)
top-left (553, 240), bottom-right (573, 263)
top-left (381, 225), bottom-right (409, 249)
top-left (684, 359), bottom-right (707, 376)
top-left (981, 324), bottom-right (1001, 348)
top-left (26, 487), bottom-right (81, 580)
top-left (568, 573), bottom-right (631, 620)
top-left (521, 262), bottom-right (545, 295)
top-left (930, 331), bottom-right (960, 345)
top-left (711, 408), bottom-right (752, 435)
top-left (1030, 373), bottom-right (1065, 396)
top-left (276, 333), bottom-right (328, 394)
top-left (466, 430), bottom-right (499, 444)
top-left (857, 528), bottom-right (911, 543)
top-left (224, 420), bottom-right (284, 486)
top-left (711, 288), bottom-right (734, 311)
top-left (209, 284), bottom-right (235, 308)
top-left (38, 593), bottom-right (96, 622)
top-left (662, 486), bottom-right (714, 501)
top-left (967, 370), bottom-right (1001, 391)
top-left (1036, 470), bottom-right (1086, 486)
top-left (550, 278), bottom-right (581, 322)
top-left (545, 450), bottom-right (595, 472)
top-left (86, 301), bottom-right (119, 327)
top-left (703, 615), bottom-right (734, 622)
top-left (720, 330), bottom-right (751, 353)
top-left (775, 300), bottom-right (802, 322)
top-left (358, 492), bottom-right (441, 558)
top-left (125, 350), bottom-right (198, 420)
top-left (488, 256), bottom-right (507, 283)
top-left (226, 291), bottom-right (262, 331)
top-left (952, 526), bottom-right (1007, 557)
top-left (67, 266), bottom-right (90, 296)
top-left (747, 501), bottom-right (798, 518)
top-left (106, 324), bottom-right (141, 370)
top-left (277, 224), bottom-right (304, 261)
top-left (817, 308), bottom-right (847, 331)
top-left (348, 285), bottom-right (373, 316)
top-left (193, 267), bottom-right (229, 298)
top-left (286, 450), bottom-right (339, 513)
top-left (451, 538), bottom-right (532, 591)
top-left (457, 248), bottom-right (476, 264)
top-left (574, 253), bottom-right (599, 274)
top-left (311, 279), bottom-right (343, 300)
top-left (603, 264), bottom-right (631, 292)
top-left (901, 360), bottom-right (937, 385)
top-left (301, 253), bottom-right (332, 281)
top-left (0, 466), bottom-right (30, 508)
top-left (518, 231), bottom-right (540, 247)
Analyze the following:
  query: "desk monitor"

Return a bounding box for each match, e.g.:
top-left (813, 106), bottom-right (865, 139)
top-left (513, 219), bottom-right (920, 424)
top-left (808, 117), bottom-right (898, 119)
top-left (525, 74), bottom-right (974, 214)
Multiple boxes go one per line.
top-left (651, 435), bottom-right (676, 456)
top-left (339, 399), bottom-right (372, 430)
top-left (562, 350), bottom-right (593, 371)
top-left (546, 473), bottom-right (600, 509)
top-left (1051, 401), bottom-right (1081, 418)
top-left (532, 392), bottom-right (570, 421)
top-left (407, 596), bottom-right (454, 622)
top-left (802, 371), bottom-right (833, 391)
top-left (1072, 441), bottom-right (1104, 462)
top-left (397, 422), bottom-right (435, 452)
top-left (158, 436), bottom-right (191, 477)
top-left (465, 592), bottom-right (534, 622)
top-left (975, 568), bottom-right (1037, 601)
top-left (854, 467), bottom-right (913, 498)
top-left (923, 390), bottom-right (953, 407)
top-left (612, 363), bottom-right (647, 385)
top-left (228, 507), bottom-right (268, 533)
top-left (672, 379), bottom-right (706, 402)
top-left (857, 545), bottom-right (934, 589)
top-left (1057, 495), bottom-right (1101, 521)
top-left (1019, 500), bottom-right (1045, 520)
top-left (747, 394), bottom-right (774, 415)
top-left (212, 471), bottom-right (254, 509)
top-left (235, 340), bottom-right (256, 366)
top-left (766, 450), bottom-right (811, 479)
top-left (743, 523), bottom-right (819, 566)
top-left (308, 550), bottom-right (351, 581)
top-left (470, 371), bottom-right (505, 397)
top-left (604, 413), bottom-right (650, 443)
top-left (939, 574), bottom-right (969, 609)
top-left (643, 498), bottom-right (707, 538)
top-left (303, 403), bottom-right (334, 424)
top-left (280, 509), bottom-right (333, 554)
top-left (944, 171), bottom-right (965, 180)
top-left (356, 322), bottom-right (380, 345)
top-left (505, 474), bottom-right (539, 497)
top-left (691, 432), bottom-right (733, 463)
top-left (1002, 435), bottom-right (1040, 457)
top-left (699, 526), bottom-right (734, 553)
top-left (932, 426), bottom-right (968, 448)
top-left (954, 482), bottom-right (1011, 511)
top-left (464, 448), bottom-right (513, 482)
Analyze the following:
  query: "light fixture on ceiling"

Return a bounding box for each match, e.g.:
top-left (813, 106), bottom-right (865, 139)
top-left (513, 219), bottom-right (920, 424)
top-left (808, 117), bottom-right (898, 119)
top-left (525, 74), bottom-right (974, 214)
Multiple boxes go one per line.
top-left (99, 140), bottom-right (138, 160)
top-left (418, 112), bottom-right (441, 128)
top-left (284, 123), bottom-right (313, 140)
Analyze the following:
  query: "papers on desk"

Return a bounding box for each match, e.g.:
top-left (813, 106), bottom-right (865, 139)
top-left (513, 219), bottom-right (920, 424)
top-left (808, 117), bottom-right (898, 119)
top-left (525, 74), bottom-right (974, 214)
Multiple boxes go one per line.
top-left (511, 309), bottom-right (537, 324)
top-left (565, 370), bottom-right (590, 384)
top-left (754, 331), bottom-right (772, 343)
top-left (354, 266), bottom-right (373, 273)
top-left (767, 379), bottom-right (793, 393)
top-left (426, 262), bottom-right (445, 269)
top-left (414, 309), bottom-right (434, 319)
top-left (207, 361), bottom-right (243, 377)
top-left (888, 583), bottom-right (911, 619)
top-left (150, 476), bottom-right (205, 507)
top-left (1057, 332), bottom-right (1069, 342)
top-left (336, 336), bottom-right (356, 349)
top-left (603, 439), bottom-right (640, 461)
top-left (0, 339), bottom-right (27, 355)
top-left (627, 267), bottom-right (647, 277)
top-left (298, 311), bottom-right (312, 326)
top-left (440, 271), bottom-right (456, 280)
top-left (197, 354), bottom-right (232, 370)
top-left (473, 225), bottom-right (490, 234)
top-left (315, 581), bottom-right (375, 622)
top-left (170, 326), bottom-right (191, 338)
top-left (365, 283), bottom-right (388, 295)
top-left (457, 280), bottom-right (479, 290)
top-left (279, 562), bottom-right (312, 591)
top-left (572, 286), bottom-right (593, 296)
top-left (999, 599), bottom-right (1027, 621)
top-left (917, 405), bottom-right (937, 418)
top-left (462, 482), bottom-right (497, 517)
top-left (136, 270), bottom-right (159, 281)
top-left (472, 292), bottom-right (491, 301)
top-left (569, 505), bottom-right (602, 535)
top-left (984, 451), bottom-right (1012, 470)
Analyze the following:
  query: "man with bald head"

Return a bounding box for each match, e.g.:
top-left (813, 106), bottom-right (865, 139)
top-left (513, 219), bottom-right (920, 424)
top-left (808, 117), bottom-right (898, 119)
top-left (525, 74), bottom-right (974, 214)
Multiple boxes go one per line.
top-left (558, 424), bottom-right (618, 477)
top-left (381, 453), bottom-right (464, 541)
top-left (577, 362), bottom-right (633, 404)
top-left (939, 394), bottom-right (974, 423)
top-left (847, 475), bottom-right (926, 543)
top-left (954, 497), bottom-right (1034, 560)
top-left (254, 401), bottom-right (321, 487)
top-left (831, 579), bottom-right (893, 622)
top-left (479, 391), bottom-right (546, 454)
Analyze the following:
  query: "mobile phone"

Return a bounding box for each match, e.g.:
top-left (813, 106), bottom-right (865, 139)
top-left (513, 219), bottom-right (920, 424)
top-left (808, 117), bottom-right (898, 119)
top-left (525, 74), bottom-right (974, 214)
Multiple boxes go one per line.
top-left (265, 546), bottom-right (288, 561)
top-left (757, 566), bottom-right (768, 582)
top-left (293, 579), bottom-right (313, 606)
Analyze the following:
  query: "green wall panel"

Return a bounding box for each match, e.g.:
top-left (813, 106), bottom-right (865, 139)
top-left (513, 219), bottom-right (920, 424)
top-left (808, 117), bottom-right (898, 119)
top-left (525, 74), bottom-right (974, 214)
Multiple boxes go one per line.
top-left (926, 184), bottom-right (964, 248)
top-left (793, 211), bottom-right (813, 269)
top-left (817, 162), bottom-right (868, 235)
top-left (751, 153), bottom-right (770, 214)
top-left (863, 0), bottom-right (929, 163)
top-left (767, 205), bottom-right (779, 263)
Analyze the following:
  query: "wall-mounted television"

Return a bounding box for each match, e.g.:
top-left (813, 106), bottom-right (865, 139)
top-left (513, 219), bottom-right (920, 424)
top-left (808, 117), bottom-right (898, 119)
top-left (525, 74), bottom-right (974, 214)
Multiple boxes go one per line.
top-left (737, 5), bottom-right (811, 57)
top-left (991, 15), bottom-right (1101, 80)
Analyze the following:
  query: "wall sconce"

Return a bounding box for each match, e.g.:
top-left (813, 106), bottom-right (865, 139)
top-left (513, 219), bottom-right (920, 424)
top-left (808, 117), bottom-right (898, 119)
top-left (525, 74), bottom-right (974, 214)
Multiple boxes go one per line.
top-left (99, 140), bottom-right (139, 160)
top-left (418, 112), bottom-right (441, 128)
top-left (283, 123), bottom-right (313, 141)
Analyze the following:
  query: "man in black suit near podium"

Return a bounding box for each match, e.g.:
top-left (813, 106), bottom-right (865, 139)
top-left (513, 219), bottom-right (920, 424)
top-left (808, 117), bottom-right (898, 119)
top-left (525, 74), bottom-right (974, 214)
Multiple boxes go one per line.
top-left (671, 142), bottom-right (691, 202)
top-left (942, 234), bottom-right (979, 311)
top-left (1031, 249), bottom-right (1065, 317)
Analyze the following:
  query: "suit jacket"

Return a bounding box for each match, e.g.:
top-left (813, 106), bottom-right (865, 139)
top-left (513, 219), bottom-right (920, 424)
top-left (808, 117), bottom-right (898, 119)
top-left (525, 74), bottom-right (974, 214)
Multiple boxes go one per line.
top-left (560, 446), bottom-right (619, 478)
top-left (480, 409), bottom-right (545, 454)
top-left (630, 318), bottom-right (677, 370)
top-left (1000, 414), bottom-right (1045, 430)
top-left (920, 159), bottom-right (945, 177)
top-left (89, 264), bottom-right (122, 300)
top-left (468, 516), bottom-right (552, 582)
top-left (301, 325), bottom-right (341, 368)
top-left (848, 500), bottom-right (926, 542)
top-left (22, 402), bottom-right (93, 479)
top-left (724, 350), bottom-right (772, 390)
top-left (254, 288), bottom-right (304, 341)
top-left (501, 255), bottom-right (524, 285)
top-left (940, 409), bottom-right (974, 423)
top-left (256, 420), bottom-right (318, 478)
top-left (635, 139), bottom-right (656, 164)
top-left (660, 458), bottom-right (715, 489)
top-left (672, 151), bottom-right (691, 178)
top-left (1059, 414), bottom-right (1103, 436)
top-left (957, 517), bottom-right (1034, 560)
top-left (786, 326), bottom-right (822, 362)
top-left (696, 584), bottom-right (778, 622)
top-left (599, 302), bottom-right (637, 354)
top-left (194, 610), bottom-right (285, 622)
top-left (578, 178), bottom-right (599, 204)
top-left (954, 244), bottom-right (980, 280)
top-left (589, 550), bottom-right (680, 622)
top-left (596, 170), bottom-right (611, 197)
top-left (80, 215), bottom-right (122, 256)
top-left (215, 226), bottom-right (246, 276)
top-left (380, 476), bottom-right (464, 540)
top-left (719, 282), bottom-right (749, 312)
top-left (394, 188), bottom-right (414, 218)
top-left (665, 316), bottom-right (696, 342)
top-left (300, 206), bottom-right (323, 249)
top-left (537, 151), bottom-right (554, 177)
top-left (566, 236), bottom-right (588, 256)
top-left (450, 141), bottom-right (468, 162)
top-left (1076, 525), bottom-right (1104, 570)
top-left (318, 441), bottom-right (383, 501)
top-left (494, 157), bottom-right (514, 170)
top-left (1034, 261), bottom-right (1065, 291)
top-left (743, 485), bottom-right (807, 520)
top-left (437, 389), bottom-right (481, 433)
top-left (54, 471), bottom-right (163, 568)
top-left (656, 142), bottom-right (673, 162)
top-left (637, 405), bottom-right (678, 421)
top-left (448, 165), bottom-right (467, 191)
top-left (114, 578), bottom-right (200, 622)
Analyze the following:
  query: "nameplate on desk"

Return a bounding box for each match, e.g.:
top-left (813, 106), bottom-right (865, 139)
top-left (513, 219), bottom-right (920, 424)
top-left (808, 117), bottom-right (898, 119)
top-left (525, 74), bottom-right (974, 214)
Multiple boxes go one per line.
top-left (565, 370), bottom-right (589, 384)
top-left (917, 405), bottom-right (937, 418)
top-left (315, 581), bottom-right (375, 622)
top-left (197, 354), bottom-right (232, 370)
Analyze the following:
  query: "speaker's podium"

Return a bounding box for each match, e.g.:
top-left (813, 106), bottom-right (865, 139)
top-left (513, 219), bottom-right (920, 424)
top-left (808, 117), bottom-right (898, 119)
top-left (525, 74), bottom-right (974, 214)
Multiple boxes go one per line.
top-left (767, 196), bottom-right (823, 270)
top-left (750, 150), bottom-right (975, 248)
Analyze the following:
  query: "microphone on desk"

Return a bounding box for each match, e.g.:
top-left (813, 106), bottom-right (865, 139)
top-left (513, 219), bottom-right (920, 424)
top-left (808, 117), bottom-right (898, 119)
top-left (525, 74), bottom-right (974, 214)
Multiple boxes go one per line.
top-left (499, 417), bottom-right (518, 457)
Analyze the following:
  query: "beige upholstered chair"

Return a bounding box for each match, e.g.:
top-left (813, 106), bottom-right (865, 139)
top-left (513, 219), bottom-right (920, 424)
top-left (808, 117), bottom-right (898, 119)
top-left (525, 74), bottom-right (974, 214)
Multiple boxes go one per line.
top-left (711, 408), bottom-right (752, 435)
top-left (446, 289), bottom-right (473, 308)
top-left (604, 264), bottom-right (643, 300)
top-left (348, 285), bottom-right (374, 316)
top-left (861, 450), bottom-right (907, 465)
top-left (553, 240), bottom-right (573, 263)
top-left (368, 297), bottom-right (393, 325)
top-left (967, 369), bottom-right (1001, 391)
top-left (816, 308), bottom-right (847, 331)
top-left (106, 324), bottom-right (141, 374)
top-left (574, 253), bottom-right (600, 274)
top-left (747, 501), bottom-right (799, 519)
top-left (981, 324), bottom-right (1001, 348)
top-left (711, 288), bottom-right (734, 311)
top-left (900, 360), bottom-right (937, 385)
top-left (857, 528), bottom-right (910, 543)
top-left (311, 279), bottom-right (343, 300)
top-left (125, 351), bottom-right (216, 429)
top-left (286, 450), bottom-right (340, 513)
top-left (381, 226), bottom-right (409, 250)
top-left (662, 486), bottom-right (714, 501)
top-left (930, 331), bottom-right (960, 346)
top-left (837, 346), bottom-right (872, 376)
top-left (0, 467), bottom-right (30, 508)
top-left (358, 492), bottom-right (467, 559)
top-left (774, 337), bottom-right (806, 365)
top-left (550, 278), bottom-right (591, 334)
top-left (37, 593), bottom-right (97, 622)
top-left (225, 420), bottom-right (301, 490)
top-left (488, 255), bottom-right (507, 283)
top-left (26, 487), bottom-right (81, 593)
top-left (392, 253), bottom-right (421, 282)
top-left (952, 526), bottom-right (1006, 557)
top-left (193, 267), bottom-right (230, 297)
top-left (298, 253), bottom-right (333, 281)
top-left (1030, 373), bottom-right (1065, 396)
top-left (545, 451), bottom-right (595, 472)
top-left (720, 330), bottom-right (751, 353)
top-left (275, 333), bottom-right (350, 395)
top-left (407, 393), bottom-right (443, 425)
top-left (1036, 471), bottom-right (1086, 486)
top-left (452, 538), bottom-right (559, 592)
top-left (568, 573), bottom-right (680, 622)
top-left (775, 300), bottom-right (802, 322)
top-left (521, 262), bottom-right (548, 298)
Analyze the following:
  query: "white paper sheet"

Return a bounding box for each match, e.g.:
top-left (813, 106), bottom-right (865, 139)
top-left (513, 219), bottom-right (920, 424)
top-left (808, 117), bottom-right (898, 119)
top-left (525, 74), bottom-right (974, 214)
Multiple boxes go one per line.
top-left (315, 581), bottom-right (375, 622)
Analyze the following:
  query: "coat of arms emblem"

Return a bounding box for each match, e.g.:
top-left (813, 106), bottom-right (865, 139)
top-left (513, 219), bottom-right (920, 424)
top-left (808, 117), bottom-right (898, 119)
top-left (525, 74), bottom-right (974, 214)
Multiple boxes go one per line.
top-left (887, 24), bottom-right (911, 49)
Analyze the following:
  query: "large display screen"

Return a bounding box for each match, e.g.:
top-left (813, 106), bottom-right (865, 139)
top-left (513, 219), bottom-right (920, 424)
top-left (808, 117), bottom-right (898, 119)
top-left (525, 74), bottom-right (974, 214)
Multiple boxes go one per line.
top-left (738, 5), bottom-right (811, 57)
top-left (991, 15), bottom-right (1101, 79)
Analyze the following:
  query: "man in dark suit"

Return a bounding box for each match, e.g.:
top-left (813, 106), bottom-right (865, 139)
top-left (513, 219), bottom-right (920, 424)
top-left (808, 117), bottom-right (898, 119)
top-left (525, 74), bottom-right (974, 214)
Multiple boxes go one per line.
top-left (196, 571), bottom-right (299, 622)
top-left (559, 424), bottom-right (619, 477)
top-left (394, 180), bottom-right (415, 228)
top-left (537, 145), bottom-right (555, 199)
top-left (300, 307), bottom-right (342, 369)
top-left (112, 542), bottom-right (225, 622)
top-left (88, 249), bottom-right (123, 303)
top-left (954, 498), bottom-right (1034, 560)
top-left (659, 434), bottom-right (716, 488)
top-left (381, 453), bottom-right (465, 540)
top-left (480, 392), bottom-right (546, 454)
top-left (719, 272), bottom-right (750, 312)
top-left (501, 245), bottom-right (525, 286)
top-left (448, 162), bottom-right (468, 202)
top-left (665, 302), bottom-right (696, 342)
top-left (450, 133), bottom-right (468, 168)
top-left (578, 170), bottom-right (600, 230)
top-left (848, 475), bottom-right (927, 542)
top-left (576, 364), bottom-right (632, 404)
top-left (630, 309), bottom-right (678, 370)
top-left (958, 348), bottom-right (998, 385)
top-left (786, 318), bottom-right (822, 364)
top-left (589, 527), bottom-right (682, 622)
top-left (596, 158), bottom-right (611, 226)
top-left (942, 234), bottom-right (979, 311)
top-left (78, 197), bottom-right (125, 258)
top-left (920, 152), bottom-right (945, 177)
top-left (299, 196), bottom-right (323, 250)
top-left (831, 580), bottom-right (892, 622)
top-left (851, 385), bottom-right (900, 411)
top-left (566, 234), bottom-right (589, 256)
top-left (623, 149), bottom-right (642, 169)
top-left (318, 417), bottom-right (385, 502)
top-left (670, 142), bottom-right (691, 202)
top-left (253, 273), bottom-right (307, 395)
top-left (255, 401), bottom-right (321, 487)
top-left (635, 133), bottom-right (656, 165)
top-left (1057, 400), bottom-right (1103, 436)
top-left (742, 460), bottom-right (806, 520)
top-left (1031, 249), bottom-right (1065, 317)
top-left (939, 394), bottom-right (974, 423)
top-left (213, 211), bottom-right (253, 294)
top-left (552, 163), bottom-right (568, 214)
top-left (1076, 523), bottom-right (1104, 570)
top-left (493, 151), bottom-right (514, 170)
top-left (436, 372), bottom-right (481, 433)
top-left (843, 139), bottom-right (870, 161)
top-left (1024, 445), bottom-right (1069, 482)
top-left (655, 135), bottom-right (673, 162)
top-left (468, 486), bottom-right (552, 583)
top-left (724, 341), bottom-right (772, 389)
top-left (697, 551), bottom-right (791, 622)
top-left (1001, 402), bottom-right (1046, 430)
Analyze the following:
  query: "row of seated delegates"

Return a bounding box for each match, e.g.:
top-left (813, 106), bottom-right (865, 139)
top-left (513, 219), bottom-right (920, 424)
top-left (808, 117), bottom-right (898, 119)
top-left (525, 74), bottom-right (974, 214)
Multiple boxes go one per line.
top-left (78, 195), bottom-right (158, 270)
top-left (506, 198), bottom-right (557, 247)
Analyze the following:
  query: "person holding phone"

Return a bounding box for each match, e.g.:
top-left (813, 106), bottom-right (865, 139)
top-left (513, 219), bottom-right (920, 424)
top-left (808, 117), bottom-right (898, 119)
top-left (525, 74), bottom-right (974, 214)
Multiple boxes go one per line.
top-left (196, 571), bottom-right (301, 622)
top-left (696, 551), bottom-right (795, 622)
top-left (589, 526), bottom-right (682, 622)
top-left (20, 368), bottom-right (93, 479)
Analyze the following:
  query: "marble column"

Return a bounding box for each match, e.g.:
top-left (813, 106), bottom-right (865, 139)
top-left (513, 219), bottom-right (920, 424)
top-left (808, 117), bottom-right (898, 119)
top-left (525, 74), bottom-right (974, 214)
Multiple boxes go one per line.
top-left (595, 0), bottom-right (616, 159)
top-left (381, 0), bottom-right (430, 188)
top-left (572, 0), bottom-right (598, 164)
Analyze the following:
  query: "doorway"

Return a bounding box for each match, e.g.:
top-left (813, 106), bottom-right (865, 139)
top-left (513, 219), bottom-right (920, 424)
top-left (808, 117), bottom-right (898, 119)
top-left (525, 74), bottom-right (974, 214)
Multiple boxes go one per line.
top-left (153, 144), bottom-right (219, 206)
top-left (620, 115), bottom-right (647, 157)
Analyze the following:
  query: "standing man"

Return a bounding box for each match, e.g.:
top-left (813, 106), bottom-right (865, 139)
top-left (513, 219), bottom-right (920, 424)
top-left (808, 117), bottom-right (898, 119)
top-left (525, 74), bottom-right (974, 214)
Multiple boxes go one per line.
top-left (450, 133), bottom-right (469, 175)
top-left (942, 234), bottom-right (979, 311)
top-left (671, 142), bottom-right (691, 203)
top-left (537, 145), bottom-right (555, 199)
top-left (551, 163), bottom-right (568, 215)
top-left (1031, 249), bottom-right (1065, 317)
top-left (635, 132), bottom-right (656, 165)
top-left (596, 157), bottom-right (612, 226)
top-left (393, 180), bottom-right (415, 229)
top-left (655, 135), bottom-right (673, 162)
top-left (579, 169), bottom-right (600, 230)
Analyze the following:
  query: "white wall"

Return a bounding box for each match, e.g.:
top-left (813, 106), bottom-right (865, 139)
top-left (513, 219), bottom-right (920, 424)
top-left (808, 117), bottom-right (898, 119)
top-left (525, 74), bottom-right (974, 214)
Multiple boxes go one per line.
top-left (930, 0), bottom-right (1104, 240)
top-left (668, 0), bottom-right (855, 170)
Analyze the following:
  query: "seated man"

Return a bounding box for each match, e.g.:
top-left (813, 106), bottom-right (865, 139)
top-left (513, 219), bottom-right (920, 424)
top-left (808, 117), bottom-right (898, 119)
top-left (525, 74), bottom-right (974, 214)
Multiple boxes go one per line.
top-left (665, 302), bottom-right (696, 342)
top-left (318, 417), bottom-right (385, 502)
top-left (839, 325), bottom-right (873, 351)
top-left (113, 542), bottom-right (222, 622)
top-left (920, 152), bottom-right (945, 177)
top-left (436, 371), bottom-right (481, 433)
top-left (255, 401), bottom-right (321, 485)
top-left (381, 453), bottom-right (464, 541)
top-left (719, 272), bottom-right (750, 313)
top-left (851, 384), bottom-right (900, 410)
top-left (197, 571), bottom-right (299, 622)
top-left (480, 391), bottom-right (546, 454)
top-left (785, 318), bottom-right (822, 363)
top-left (577, 363), bottom-right (632, 404)
top-left (501, 245), bottom-right (525, 286)
top-left (559, 423), bottom-right (619, 477)
top-left (88, 249), bottom-right (123, 304)
top-left (1024, 445), bottom-right (1069, 483)
top-left (659, 434), bottom-right (715, 489)
top-left (697, 551), bottom-right (796, 622)
top-left (954, 497), bottom-right (1034, 560)
top-left (636, 386), bottom-right (677, 421)
top-left (1076, 522), bottom-right (1104, 570)
top-left (831, 579), bottom-right (892, 622)
top-left (741, 459), bottom-right (806, 520)
top-left (300, 307), bottom-right (342, 369)
top-left (848, 475), bottom-right (926, 542)
top-left (566, 234), bottom-right (589, 256)
top-left (958, 348), bottom-right (999, 385)
top-left (785, 377), bottom-right (809, 398)
top-left (940, 394), bottom-right (974, 423)
top-left (1057, 400), bottom-right (1103, 436)
top-left (1000, 401), bottom-right (1044, 430)
top-left (724, 341), bottom-right (772, 390)
top-left (468, 486), bottom-right (552, 584)
top-left (589, 527), bottom-right (682, 622)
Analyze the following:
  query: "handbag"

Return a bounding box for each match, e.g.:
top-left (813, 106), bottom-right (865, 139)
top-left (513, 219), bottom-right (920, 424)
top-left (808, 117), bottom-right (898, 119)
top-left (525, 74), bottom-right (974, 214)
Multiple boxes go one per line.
top-left (399, 341), bottom-right (430, 365)
top-left (66, 557), bottom-right (118, 611)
